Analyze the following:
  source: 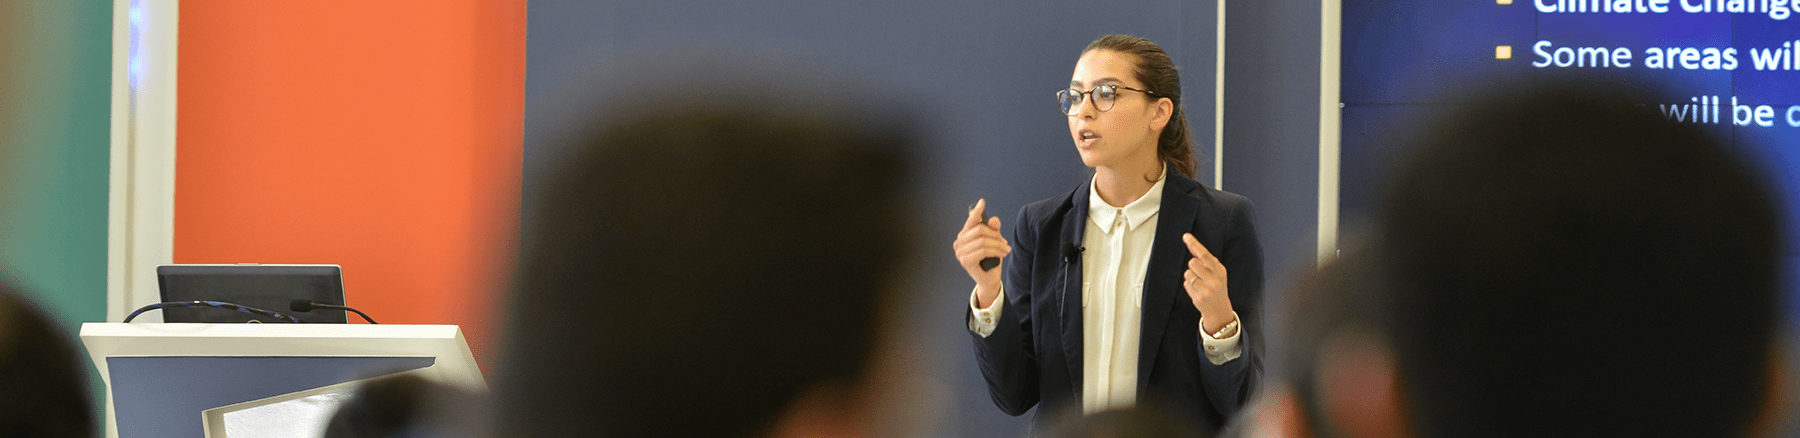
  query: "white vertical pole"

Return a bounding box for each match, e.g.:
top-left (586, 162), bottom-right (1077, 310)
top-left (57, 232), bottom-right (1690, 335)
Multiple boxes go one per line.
top-left (1318, 0), bottom-right (1342, 265)
top-left (106, 2), bottom-right (178, 434)
top-left (107, 0), bottom-right (177, 326)
top-left (1214, 0), bottom-right (1226, 190)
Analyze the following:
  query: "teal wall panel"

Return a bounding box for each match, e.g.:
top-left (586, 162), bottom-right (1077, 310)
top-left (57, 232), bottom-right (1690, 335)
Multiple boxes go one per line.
top-left (0, 0), bottom-right (117, 427)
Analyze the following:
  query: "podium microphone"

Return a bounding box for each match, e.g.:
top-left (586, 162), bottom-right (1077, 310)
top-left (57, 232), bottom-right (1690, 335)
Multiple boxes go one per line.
top-left (290, 299), bottom-right (380, 324)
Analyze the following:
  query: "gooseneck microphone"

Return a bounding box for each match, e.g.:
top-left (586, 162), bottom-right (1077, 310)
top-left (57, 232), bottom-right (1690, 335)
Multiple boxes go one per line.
top-left (290, 299), bottom-right (380, 324)
top-left (123, 301), bottom-right (302, 323)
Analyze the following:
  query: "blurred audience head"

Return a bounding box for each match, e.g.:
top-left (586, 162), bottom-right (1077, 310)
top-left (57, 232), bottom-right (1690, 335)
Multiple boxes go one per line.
top-left (323, 373), bottom-right (475, 438)
top-left (494, 64), bottom-right (918, 438)
top-left (1258, 245), bottom-right (1404, 438)
top-left (1265, 84), bottom-right (1790, 438)
top-left (1039, 402), bottom-right (1210, 438)
top-left (0, 277), bottom-right (95, 438)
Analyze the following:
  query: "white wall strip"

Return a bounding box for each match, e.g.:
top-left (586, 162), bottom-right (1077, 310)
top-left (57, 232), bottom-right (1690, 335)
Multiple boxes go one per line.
top-left (1214, 0), bottom-right (1226, 190)
top-left (107, 0), bottom-right (178, 327)
top-left (1317, 0), bottom-right (1342, 264)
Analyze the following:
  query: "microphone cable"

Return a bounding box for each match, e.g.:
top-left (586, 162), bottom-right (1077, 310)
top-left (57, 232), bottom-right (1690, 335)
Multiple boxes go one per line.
top-left (122, 301), bottom-right (303, 323)
top-left (289, 299), bottom-right (379, 324)
top-left (1060, 242), bottom-right (1083, 315)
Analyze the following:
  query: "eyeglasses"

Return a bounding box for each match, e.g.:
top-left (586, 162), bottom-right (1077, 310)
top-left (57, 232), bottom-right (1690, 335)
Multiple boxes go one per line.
top-left (1056, 84), bottom-right (1160, 116)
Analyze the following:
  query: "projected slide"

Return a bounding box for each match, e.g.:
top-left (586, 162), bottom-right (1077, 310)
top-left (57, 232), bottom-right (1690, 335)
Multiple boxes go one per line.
top-left (1340, 0), bottom-right (1799, 225)
top-left (1339, 0), bottom-right (1800, 319)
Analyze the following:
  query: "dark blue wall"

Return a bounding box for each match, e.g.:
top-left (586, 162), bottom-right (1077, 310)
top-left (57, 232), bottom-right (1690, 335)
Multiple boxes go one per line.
top-left (523, 1), bottom-right (1323, 434)
top-left (1222, 0), bottom-right (1326, 380)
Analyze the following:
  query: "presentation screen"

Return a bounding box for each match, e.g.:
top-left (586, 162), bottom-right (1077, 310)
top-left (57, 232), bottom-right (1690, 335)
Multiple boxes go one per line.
top-left (1339, 0), bottom-right (1800, 318)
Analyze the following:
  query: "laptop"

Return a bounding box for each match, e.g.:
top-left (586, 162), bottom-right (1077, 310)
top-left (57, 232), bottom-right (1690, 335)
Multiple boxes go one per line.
top-left (156, 264), bottom-right (349, 323)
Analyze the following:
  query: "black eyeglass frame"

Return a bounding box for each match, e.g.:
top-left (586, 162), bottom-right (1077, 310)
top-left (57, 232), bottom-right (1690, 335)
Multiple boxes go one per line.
top-left (1056, 84), bottom-right (1162, 116)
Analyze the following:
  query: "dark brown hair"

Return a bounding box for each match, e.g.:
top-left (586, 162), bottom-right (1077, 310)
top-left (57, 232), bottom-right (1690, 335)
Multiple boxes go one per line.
top-left (1083, 34), bottom-right (1196, 179)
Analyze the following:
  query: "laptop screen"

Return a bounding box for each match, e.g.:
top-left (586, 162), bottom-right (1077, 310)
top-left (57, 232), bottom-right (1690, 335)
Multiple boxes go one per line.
top-left (156, 265), bottom-right (348, 323)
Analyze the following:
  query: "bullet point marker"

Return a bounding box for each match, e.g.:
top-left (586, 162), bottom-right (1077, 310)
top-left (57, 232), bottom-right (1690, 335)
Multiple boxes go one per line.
top-left (1495, 45), bottom-right (1513, 59)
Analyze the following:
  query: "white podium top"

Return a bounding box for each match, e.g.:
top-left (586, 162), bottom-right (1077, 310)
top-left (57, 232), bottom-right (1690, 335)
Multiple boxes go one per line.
top-left (81, 322), bottom-right (485, 390)
top-left (81, 323), bottom-right (486, 438)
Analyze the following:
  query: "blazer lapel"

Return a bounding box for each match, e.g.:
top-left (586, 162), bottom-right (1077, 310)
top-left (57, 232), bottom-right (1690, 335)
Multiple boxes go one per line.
top-left (1060, 181), bottom-right (1090, 396)
top-left (1137, 171), bottom-right (1200, 395)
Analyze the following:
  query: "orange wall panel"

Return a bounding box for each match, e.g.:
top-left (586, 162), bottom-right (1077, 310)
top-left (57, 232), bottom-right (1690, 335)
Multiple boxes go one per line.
top-left (176, 1), bottom-right (524, 365)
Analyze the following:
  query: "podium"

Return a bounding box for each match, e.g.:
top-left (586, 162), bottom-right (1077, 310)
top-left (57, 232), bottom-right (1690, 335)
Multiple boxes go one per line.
top-left (80, 323), bottom-right (485, 438)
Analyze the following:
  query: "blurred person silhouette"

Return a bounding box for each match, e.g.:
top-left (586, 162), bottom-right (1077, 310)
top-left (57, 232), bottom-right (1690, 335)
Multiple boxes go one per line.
top-left (1239, 244), bottom-right (1397, 438)
top-left (1037, 401), bottom-right (1211, 438)
top-left (0, 277), bottom-right (96, 438)
top-left (323, 373), bottom-right (477, 438)
top-left (490, 67), bottom-right (918, 438)
top-left (1247, 84), bottom-right (1793, 438)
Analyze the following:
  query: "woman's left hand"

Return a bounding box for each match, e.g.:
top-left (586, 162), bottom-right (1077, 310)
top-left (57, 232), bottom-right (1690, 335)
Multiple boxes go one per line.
top-left (1182, 233), bottom-right (1235, 333)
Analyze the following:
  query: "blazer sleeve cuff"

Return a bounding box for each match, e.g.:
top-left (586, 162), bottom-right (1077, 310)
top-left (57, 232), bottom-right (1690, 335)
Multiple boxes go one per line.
top-left (968, 284), bottom-right (1005, 337)
top-left (1198, 311), bottom-right (1243, 365)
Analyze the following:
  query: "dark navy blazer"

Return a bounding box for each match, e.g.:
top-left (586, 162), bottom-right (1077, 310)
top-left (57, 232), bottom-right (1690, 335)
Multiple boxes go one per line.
top-left (970, 169), bottom-right (1264, 432)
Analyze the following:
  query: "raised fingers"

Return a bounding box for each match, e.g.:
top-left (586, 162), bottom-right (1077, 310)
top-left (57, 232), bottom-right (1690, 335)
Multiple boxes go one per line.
top-left (956, 231), bottom-right (1010, 259)
top-left (1182, 233), bottom-right (1227, 287)
top-left (955, 221), bottom-right (1009, 264)
top-left (1184, 267), bottom-right (1219, 288)
top-left (1181, 233), bottom-right (1216, 261)
top-left (1187, 256), bottom-right (1216, 278)
top-left (964, 199), bottom-right (987, 230)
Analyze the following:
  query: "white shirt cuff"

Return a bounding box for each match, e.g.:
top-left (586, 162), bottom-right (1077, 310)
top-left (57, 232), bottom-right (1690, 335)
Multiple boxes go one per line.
top-left (1198, 311), bottom-right (1242, 365)
top-left (968, 285), bottom-right (1005, 337)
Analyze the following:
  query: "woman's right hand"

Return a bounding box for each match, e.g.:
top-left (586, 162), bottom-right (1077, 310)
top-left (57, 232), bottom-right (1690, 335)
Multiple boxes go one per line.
top-left (955, 198), bottom-right (1011, 308)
